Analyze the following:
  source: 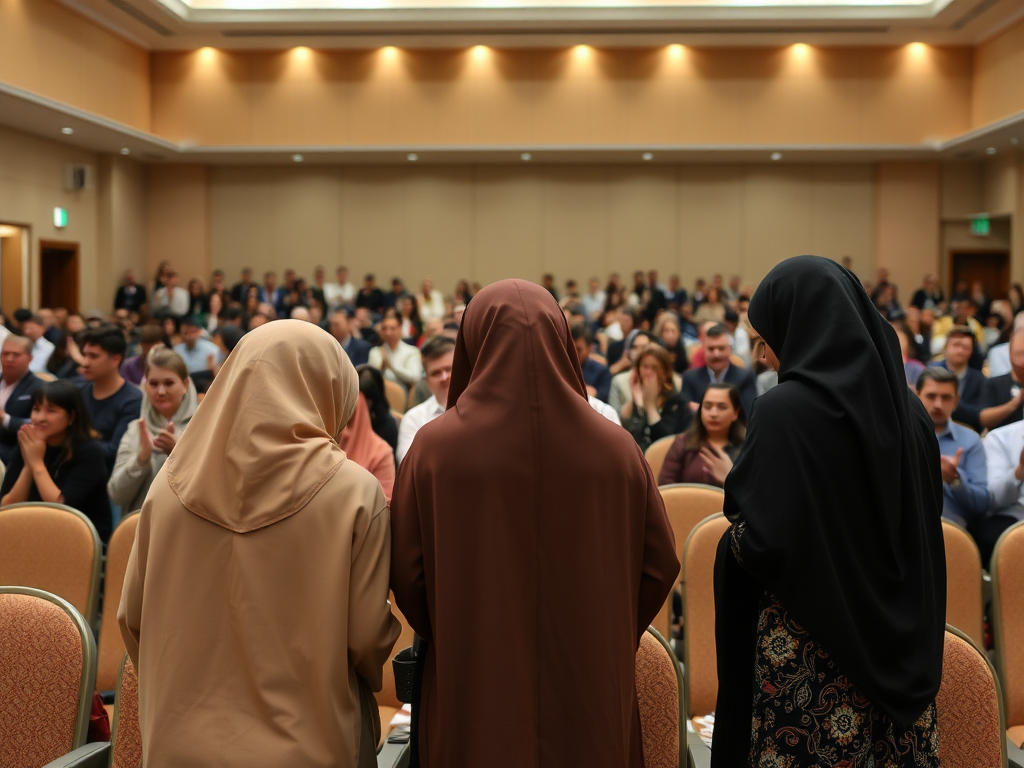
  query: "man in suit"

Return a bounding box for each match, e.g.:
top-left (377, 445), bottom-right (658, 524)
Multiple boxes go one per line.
top-left (931, 326), bottom-right (989, 432)
top-left (681, 323), bottom-right (756, 419)
top-left (329, 308), bottom-right (372, 367)
top-left (981, 328), bottom-right (1024, 430)
top-left (0, 335), bottom-right (42, 467)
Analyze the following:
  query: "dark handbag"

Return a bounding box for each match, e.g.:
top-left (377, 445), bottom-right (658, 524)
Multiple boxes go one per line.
top-left (392, 646), bottom-right (418, 704)
top-left (87, 692), bottom-right (111, 743)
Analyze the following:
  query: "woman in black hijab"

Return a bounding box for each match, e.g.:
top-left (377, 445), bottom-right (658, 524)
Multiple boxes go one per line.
top-left (713, 256), bottom-right (945, 767)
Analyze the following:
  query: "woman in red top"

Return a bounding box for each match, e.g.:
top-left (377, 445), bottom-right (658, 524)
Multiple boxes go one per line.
top-left (657, 383), bottom-right (745, 487)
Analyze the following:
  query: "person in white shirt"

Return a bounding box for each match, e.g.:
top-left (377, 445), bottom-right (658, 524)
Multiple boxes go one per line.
top-left (982, 421), bottom-right (1024, 566)
top-left (153, 271), bottom-right (191, 318)
top-left (368, 314), bottom-right (424, 389)
top-left (581, 277), bottom-right (607, 322)
top-left (416, 278), bottom-right (447, 324)
top-left (323, 266), bottom-right (357, 311)
top-left (173, 317), bottom-right (223, 374)
top-left (588, 396), bottom-right (620, 425)
top-left (21, 316), bottom-right (55, 374)
top-left (397, 336), bottom-right (454, 464)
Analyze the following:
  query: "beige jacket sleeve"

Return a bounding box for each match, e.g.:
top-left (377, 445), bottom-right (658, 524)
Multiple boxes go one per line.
top-left (107, 420), bottom-right (151, 507)
top-left (348, 500), bottom-right (402, 692)
top-left (117, 505), bottom-right (149, 667)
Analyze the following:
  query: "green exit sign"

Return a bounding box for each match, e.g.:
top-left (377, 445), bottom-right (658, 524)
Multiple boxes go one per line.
top-left (971, 216), bottom-right (990, 236)
top-left (53, 207), bottom-right (68, 228)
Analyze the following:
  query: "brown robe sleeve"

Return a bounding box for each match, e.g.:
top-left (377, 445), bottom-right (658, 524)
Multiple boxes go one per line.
top-left (348, 502), bottom-right (402, 692)
top-left (637, 459), bottom-right (680, 642)
top-left (390, 457), bottom-right (433, 643)
top-left (117, 505), bottom-right (149, 668)
top-left (656, 435), bottom-right (686, 486)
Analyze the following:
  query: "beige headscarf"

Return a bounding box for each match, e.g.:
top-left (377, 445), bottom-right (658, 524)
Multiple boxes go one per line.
top-left (165, 319), bottom-right (358, 533)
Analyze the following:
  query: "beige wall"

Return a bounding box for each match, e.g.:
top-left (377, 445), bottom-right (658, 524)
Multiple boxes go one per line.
top-left (0, 0), bottom-right (151, 131)
top-left (152, 45), bottom-right (972, 148)
top-left (97, 155), bottom-right (148, 304)
top-left (146, 165), bottom-right (210, 288)
top-left (200, 163), bottom-right (875, 293)
top-left (874, 163), bottom-right (940, 299)
top-left (973, 15), bottom-right (1024, 128)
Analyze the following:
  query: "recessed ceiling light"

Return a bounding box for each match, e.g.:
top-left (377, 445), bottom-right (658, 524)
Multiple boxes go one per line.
top-left (986, 147), bottom-right (997, 155)
top-left (407, 153), bottom-right (419, 162)
top-left (61, 127), bottom-right (74, 135)
top-left (771, 152), bottom-right (783, 161)
top-left (292, 154), bottom-right (304, 162)
top-left (642, 152), bottom-right (654, 161)
top-left (120, 148), bottom-right (130, 155)
top-left (521, 152), bottom-right (532, 161)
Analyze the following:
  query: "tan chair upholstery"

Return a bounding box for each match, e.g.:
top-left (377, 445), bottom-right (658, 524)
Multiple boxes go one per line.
top-left (33, 372), bottom-right (57, 383)
top-left (97, 513), bottom-right (140, 693)
top-left (992, 520), bottom-right (1024, 747)
top-left (936, 625), bottom-right (1007, 768)
top-left (0, 587), bottom-right (96, 768)
top-left (635, 627), bottom-right (685, 768)
top-left (644, 436), bottom-right (676, 482)
top-left (0, 503), bottom-right (102, 626)
top-left (652, 485), bottom-right (725, 640)
top-left (375, 593), bottom-right (416, 745)
top-left (110, 655), bottom-right (142, 768)
top-left (942, 520), bottom-right (984, 647)
top-left (681, 513), bottom-right (731, 723)
top-left (728, 354), bottom-right (746, 369)
top-left (384, 380), bottom-right (407, 414)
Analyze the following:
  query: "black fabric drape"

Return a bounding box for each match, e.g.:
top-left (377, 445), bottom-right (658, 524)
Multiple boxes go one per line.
top-left (711, 256), bottom-right (945, 764)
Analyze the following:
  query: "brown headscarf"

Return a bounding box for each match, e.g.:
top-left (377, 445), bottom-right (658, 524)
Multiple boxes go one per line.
top-left (166, 319), bottom-right (358, 532)
top-left (391, 279), bottom-right (679, 768)
top-left (340, 394), bottom-right (396, 502)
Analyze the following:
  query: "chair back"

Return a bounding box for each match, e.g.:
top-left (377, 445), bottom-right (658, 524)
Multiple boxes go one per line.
top-left (644, 436), bottom-right (676, 481)
top-left (97, 513), bottom-right (140, 693)
top-left (936, 625), bottom-right (1007, 768)
top-left (0, 587), bottom-right (96, 768)
top-left (34, 372), bottom-right (57, 383)
top-left (384, 380), bottom-right (407, 414)
top-left (635, 626), bottom-right (685, 768)
top-left (681, 513), bottom-right (730, 721)
top-left (942, 520), bottom-right (984, 647)
top-left (0, 503), bottom-right (102, 626)
top-left (728, 354), bottom-right (746, 369)
top-left (992, 520), bottom-right (1024, 732)
top-left (110, 655), bottom-right (143, 768)
top-left (652, 485), bottom-right (725, 639)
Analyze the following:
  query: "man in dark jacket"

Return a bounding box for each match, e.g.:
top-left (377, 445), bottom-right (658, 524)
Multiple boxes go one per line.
top-left (0, 335), bottom-right (42, 467)
top-left (681, 324), bottom-right (757, 419)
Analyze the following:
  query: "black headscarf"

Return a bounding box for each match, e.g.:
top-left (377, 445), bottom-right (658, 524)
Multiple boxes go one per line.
top-left (712, 256), bottom-right (945, 764)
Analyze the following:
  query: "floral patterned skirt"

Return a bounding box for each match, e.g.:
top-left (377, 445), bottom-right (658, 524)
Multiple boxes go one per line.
top-left (750, 595), bottom-right (939, 768)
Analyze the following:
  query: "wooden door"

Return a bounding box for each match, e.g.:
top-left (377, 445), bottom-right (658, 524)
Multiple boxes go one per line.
top-left (948, 250), bottom-right (1010, 300)
top-left (39, 241), bottom-right (79, 313)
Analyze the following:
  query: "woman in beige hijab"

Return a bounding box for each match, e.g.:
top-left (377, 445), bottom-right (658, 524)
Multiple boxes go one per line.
top-left (118, 319), bottom-right (400, 768)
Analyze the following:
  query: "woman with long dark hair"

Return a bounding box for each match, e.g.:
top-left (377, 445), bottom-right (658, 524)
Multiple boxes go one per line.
top-left (0, 380), bottom-right (112, 541)
top-left (657, 382), bottom-right (744, 487)
top-left (356, 365), bottom-right (399, 450)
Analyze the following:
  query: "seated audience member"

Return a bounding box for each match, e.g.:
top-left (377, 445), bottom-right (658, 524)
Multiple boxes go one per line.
top-left (653, 313), bottom-right (689, 374)
top-left (397, 336), bottom-right (455, 464)
top-left (174, 317), bottom-right (222, 375)
top-left (893, 323), bottom-right (926, 387)
top-left (161, 315), bottom-right (183, 347)
top-left (930, 327), bottom-right (987, 431)
top-left (589, 396), bottom-right (621, 424)
top-left (290, 306), bottom-right (311, 322)
top-left (910, 273), bottom-right (943, 311)
top-left (724, 308), bottom-right (751, 366)
top-left (257, 272), bottom-right (285, 317)
top-left (397, 296), bottom-right (422, 342)
top-left (120, 324), bottom-right (165, 387)
top-left (21, 315), bottom-right (55, 373)
top-left (916, 368), bottom-right (989, 529)
top-left (693, 286), bottom-right (726, 324)
top-left (582, 277), bottom-right (607, 322)
top-left (118, 321), bottom-right (400, 766)
top-left (981, 328), bottom-right (1024, 430)
top-left (987, 312), bottom-right (1024, 378)
top-left (190, 325), bottom-right (244, 393)
top-left (115, 269), bottom-right (148, 314)
top-left (416, 277), bottom-right (446, 324)
top-left (605, 308), bottom-right (639, 366)
top-left (368, 314), bottom-right (424, 389)
top-left (608, 332), bottom-right (684, 414)
top-left (247, 311), bottom-right (271, 330)
top-left (356, 273), bottom-right (385, 315)
top-left (329, 308), bottom-right (372, 367)
top-left (45, 332), bottom-right (82, 381)
top-left (352, 307), bottom-right (381, 346)
top-left (982, 421), bottom-right (1024, 566)
top-left (1, 380), bottom-right (112, 541)
top-left (152, 271), bottom-right (191, 319)
top-left (571, 324), bottom-right (612, 403)
top-left (681, 323), bottom-right (757, 418)
top-left (109, 349), bottom-right (198, 514)
top-left (622, 345), bottom-right (692, 450)
top-left (78, 325), bottom-right (143, 472)
top-left (0, 336), bottom-right (42, 467)
top-left (340, 394), bottom-right (396, 501)
top-left (357, 366), bottom-right (399, 450)
top-left (687, 321), bottom-right (718, 369)
top-left (931, 296), bottom-right (987, 359)
top-left (657, 383), bottom-right (746, 487)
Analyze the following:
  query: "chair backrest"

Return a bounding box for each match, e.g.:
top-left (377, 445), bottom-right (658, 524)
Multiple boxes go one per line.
top-left (110, 655), bottom-right (142, 768)
top-left (0, 587), bottom-right (96, 768)
top-left (682, 512), bottom-right (731, 721)
top-left (942, 520), bottom-right (985, 647)
top-left (384, 380), bottom-right (407, 414)
top-left (728, 354), bottom-right (746, 369)
top-left (991, 520), bottom-right (1024, 730)
top-left (635, 626), bottom-right (685, 768)
top-left (652, 485), bottom-right (725, 639)
top-left (644, 436), bottom-right (676, 481)
top-left (0, 503), bottom-right (102, 626)
top-left (375, 592), bottom-right (416, 710)
top-left (97, 513), bottom-right (141, 693)
top-left (391, 409), bottom-right (404, 427)
top-left (34, 372), bottom-right (57, 383)
top-left (936, 625), bottom-right (1007, 768)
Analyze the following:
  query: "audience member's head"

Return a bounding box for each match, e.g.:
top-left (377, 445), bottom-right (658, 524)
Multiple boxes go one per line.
top-left (356, 365), bottom-right (390, 428)
top-left (31, 380), bottom-right (96, 461)
top-left (79, 325), bottom-right (128, 383)
top-left (653, 313), bottom-right (681, 349)
top-left (124, 269), bottom-right (137, 286)
top-left (162, 315), bottom-right (181, 341)
top-left (65, 313), bottom-right (85, 334)
top-left (1009, 328), bottom-right (1024, 379)
top-left (329, 308), bottom-right (353, 344)
top-left (290, 307), bottom-right (311, 322)
top-left (208, 291), bottom-right (224, 319)
top-left (219, 305), bottom-right (244, 328)
top-left (380, 315), bottom-right (402, 348)
top-left (12, 308), bottom-right (32, 331)
top-left (570, 324), bottom-right (593, 365)
top-left (216, 326), bottom-right (245, 359)
top-left (263, 271), bottom-right (277, 289)
top-left (1, 335), bottom-right (33, 384)
top-left (618, 307), bottom-right (639, 336)
top-left (916, 367), bottom-right (959, 429)
top-left (421, 336), bottom-right (456, 406)
top-left (248, 312), bottom-right (271, 330)
top-left (703, 323), bottom-right (733, 375)
top-left (682, 382), bottom-right (746, 450)
top-left (633, 345), bottom-right (674, 400)
top-left (20, 315), bottom-right (44, 343)
top-left (180, 317), bottom-right (203, 347)
top-left (336, 265), bottom-right (349, 283)
top-left (257, 303), bottom-right (278, 319)
top-left (164, 271), bottom-right (179, 289)
top-left (137, 324), bottom-right (166, 361)
top-left (944, 327), bottom-right (974, 371)
top-left (145, 348), bottom-right (191, 420)
top-left (364, 273), bottom-right (376, 289)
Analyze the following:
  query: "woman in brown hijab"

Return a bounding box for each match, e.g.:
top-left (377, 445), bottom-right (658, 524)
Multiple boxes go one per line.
top-left (391, 279), bottom-right (680, 768)
top-left (118, 319), bottom-right (401, 768)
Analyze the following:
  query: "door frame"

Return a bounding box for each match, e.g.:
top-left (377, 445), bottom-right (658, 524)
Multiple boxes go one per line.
top-left (38, 239), bottom-right (80, 313)
top-left (946, 248), bottom-right (1011, 297)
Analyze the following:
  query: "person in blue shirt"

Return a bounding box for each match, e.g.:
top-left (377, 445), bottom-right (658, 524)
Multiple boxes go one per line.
top-left (571, 323), bottom-right (612, 403)
top-left (916, 367), bottom-right (989, 528)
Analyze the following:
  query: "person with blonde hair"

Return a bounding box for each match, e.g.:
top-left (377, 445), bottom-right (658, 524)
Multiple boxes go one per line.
top-left (621, 344), bottom-right (692, 450)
